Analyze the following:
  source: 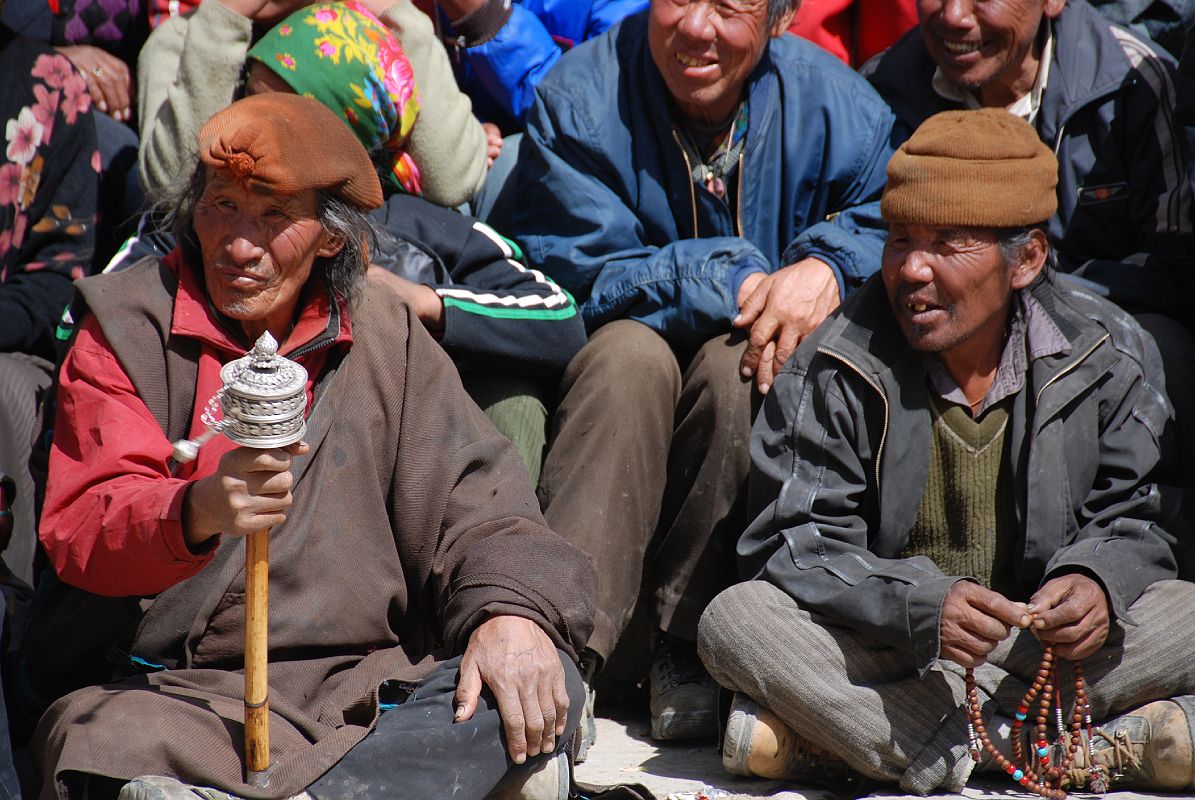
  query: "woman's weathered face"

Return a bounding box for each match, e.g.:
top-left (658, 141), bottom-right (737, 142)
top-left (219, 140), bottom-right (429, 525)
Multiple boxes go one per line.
top-left (192, 171), bottom-right (341, 342)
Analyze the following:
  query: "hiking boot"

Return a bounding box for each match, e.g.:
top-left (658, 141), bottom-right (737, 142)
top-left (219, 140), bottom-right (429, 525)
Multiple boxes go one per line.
top-left (649, 634), bottom-right (718, 741)
top-left (1064, 698), bottom-right (1195, 791)
top-left (487, 751), bottom-right (569, 800)
top-left (722, 692), bottom-right (868, 792)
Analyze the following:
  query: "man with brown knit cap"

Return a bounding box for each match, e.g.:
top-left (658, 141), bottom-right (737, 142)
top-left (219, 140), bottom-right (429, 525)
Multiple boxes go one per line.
top-left (26, 93), bottom-right (596, 800)
top-left (696, 109), bottom-right (1195, 795)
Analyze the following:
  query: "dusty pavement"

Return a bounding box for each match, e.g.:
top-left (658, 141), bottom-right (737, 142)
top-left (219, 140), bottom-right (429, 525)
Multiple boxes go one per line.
top-left (574, 713), bottom-right (1182, 800)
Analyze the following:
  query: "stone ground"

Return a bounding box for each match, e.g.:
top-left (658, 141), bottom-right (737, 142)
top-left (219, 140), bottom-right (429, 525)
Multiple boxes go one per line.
top-left (574, 713), bottom-right (1182, 800)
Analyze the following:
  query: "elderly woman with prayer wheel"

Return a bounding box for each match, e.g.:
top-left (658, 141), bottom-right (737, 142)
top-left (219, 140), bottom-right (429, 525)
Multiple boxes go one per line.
top-left (28, 92), bottom-right (595, 800)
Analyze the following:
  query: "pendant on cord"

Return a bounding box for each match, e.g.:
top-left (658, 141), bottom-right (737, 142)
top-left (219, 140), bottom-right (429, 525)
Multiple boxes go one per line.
top-left (704, 171), bottom-right (725, 200)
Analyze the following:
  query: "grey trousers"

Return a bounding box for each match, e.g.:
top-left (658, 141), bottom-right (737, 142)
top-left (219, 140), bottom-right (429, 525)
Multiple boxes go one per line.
top-left (0, 352), bottom-right (54, 588)
top-left (698, 579), bottom-right (1195, 795)
top-left (538, 320), bottom-right (756, 660)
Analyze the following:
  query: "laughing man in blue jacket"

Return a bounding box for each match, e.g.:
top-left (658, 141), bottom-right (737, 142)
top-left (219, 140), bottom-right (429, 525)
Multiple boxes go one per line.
top-left (507, 0), bottom-right (896, 745)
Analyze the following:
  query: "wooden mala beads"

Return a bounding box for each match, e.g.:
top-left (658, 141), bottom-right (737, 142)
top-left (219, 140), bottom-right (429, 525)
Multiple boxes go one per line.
top-left (964, 645), bottom-right (1107, 799)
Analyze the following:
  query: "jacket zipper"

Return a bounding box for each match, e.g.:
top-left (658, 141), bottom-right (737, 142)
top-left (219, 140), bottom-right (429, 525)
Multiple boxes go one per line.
top-left (671, 129), bottom-right (699, 239)
top-left (290, 335), bottom-right (337, 360)
top-left (817, 346), bottom-right (889, 496)
top-left (735, 150), bottom-right (744, 238)
top-left (1034, 333), bottom-right (1109, 408)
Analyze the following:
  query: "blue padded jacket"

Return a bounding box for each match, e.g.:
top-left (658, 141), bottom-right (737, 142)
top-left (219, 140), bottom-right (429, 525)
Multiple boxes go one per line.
top-left (509, 13), bottom-right (898, 351)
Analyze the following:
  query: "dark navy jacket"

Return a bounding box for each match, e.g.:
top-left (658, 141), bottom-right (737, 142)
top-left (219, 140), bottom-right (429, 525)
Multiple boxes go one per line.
top-left (510, 13), bottom-right (896, 351)
top-left (865, 0), bottom-right (1195, 321)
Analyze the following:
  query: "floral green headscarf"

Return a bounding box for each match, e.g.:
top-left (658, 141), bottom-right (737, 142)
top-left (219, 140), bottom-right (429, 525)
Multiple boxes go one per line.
top-left (248, 0), bottom-right (421, 195)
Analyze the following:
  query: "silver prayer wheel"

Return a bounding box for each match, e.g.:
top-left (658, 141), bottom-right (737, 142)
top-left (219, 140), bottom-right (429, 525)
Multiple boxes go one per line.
top-left (218, 332), bottom-right (307, 449)
top-left (171, 332), bottom-right (307, 464)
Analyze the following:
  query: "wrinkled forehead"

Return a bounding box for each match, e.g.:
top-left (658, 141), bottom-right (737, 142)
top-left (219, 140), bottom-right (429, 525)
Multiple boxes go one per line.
top-left (201, 168), bottom-right (318, 212)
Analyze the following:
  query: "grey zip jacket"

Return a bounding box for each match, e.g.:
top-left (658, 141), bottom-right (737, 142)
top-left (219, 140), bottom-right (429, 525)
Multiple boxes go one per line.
top-left (740, 273), bottom-right (1180, 671)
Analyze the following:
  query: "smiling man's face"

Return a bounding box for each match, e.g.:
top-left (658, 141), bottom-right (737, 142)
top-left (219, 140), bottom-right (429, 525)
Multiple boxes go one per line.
top-left (193, 171), bottom-right (341, 342)
top-left (648, 0), bottom-right (788, 127)
top-left (916, 0), bottom-right (1064, 104)
top-left (881, 223), bottom-right (1043, 359)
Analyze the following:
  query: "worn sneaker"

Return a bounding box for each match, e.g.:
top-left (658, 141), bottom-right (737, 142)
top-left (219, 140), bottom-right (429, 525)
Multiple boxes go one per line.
top-left (487, 751), bottom-right (569, 800)
top-left (573, 652), bottom-right (599, 764)
top-left (649, 634), bottom-right (718, 740)
top-left (117, 776), bottom-right (313, 800)
top-left (1064, 698), bottom-right (1195, 791)
top-left (722, 692), bottom-right (868, 792)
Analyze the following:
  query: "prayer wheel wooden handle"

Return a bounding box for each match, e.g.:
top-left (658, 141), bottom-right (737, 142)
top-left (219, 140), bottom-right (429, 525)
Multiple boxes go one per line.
top-left (245, 527), bottom-right (270, 787)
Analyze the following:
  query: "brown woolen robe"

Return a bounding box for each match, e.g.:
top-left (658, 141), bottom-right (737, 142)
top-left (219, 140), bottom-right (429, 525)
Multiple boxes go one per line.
top-left (32, 259), bottom-right (597, 799)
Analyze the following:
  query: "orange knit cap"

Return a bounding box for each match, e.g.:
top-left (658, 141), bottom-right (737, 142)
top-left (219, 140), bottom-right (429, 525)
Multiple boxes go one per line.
top-left (198, 93), bottom-right (383, 211)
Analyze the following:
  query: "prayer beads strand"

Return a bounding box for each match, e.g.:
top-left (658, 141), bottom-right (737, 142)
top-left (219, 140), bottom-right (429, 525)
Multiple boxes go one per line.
top-left (964, 645), bottom-right (1106, 799)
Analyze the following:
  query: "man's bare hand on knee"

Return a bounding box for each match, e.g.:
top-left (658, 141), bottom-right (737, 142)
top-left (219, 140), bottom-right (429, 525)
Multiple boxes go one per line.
top-left (940, 581), bottom-right (1031, 667)
top-left (455, 615), bottom-right (568, 764)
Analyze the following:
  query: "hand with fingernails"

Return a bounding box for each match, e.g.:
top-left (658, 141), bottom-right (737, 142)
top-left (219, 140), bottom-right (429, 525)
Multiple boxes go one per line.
top-left (733, 257), bottom-right (841, 394)
top-left (455, 615), bottom-right (569, 765)
top-left (940, 574), bottom-right (1111, 667)
top-left (183, 441), bottom-right (310, 548)
top-left (54, 45), bottom-right (132, 122)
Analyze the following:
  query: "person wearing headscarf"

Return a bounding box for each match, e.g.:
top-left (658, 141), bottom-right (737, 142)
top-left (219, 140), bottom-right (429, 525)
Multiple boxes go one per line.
top-left (136, 0), bottom-right (487, 208)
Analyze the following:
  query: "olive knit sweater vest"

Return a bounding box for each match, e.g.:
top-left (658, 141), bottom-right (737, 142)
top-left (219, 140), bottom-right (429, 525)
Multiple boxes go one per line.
top-left (901, 395), bottom-right (1018, 593)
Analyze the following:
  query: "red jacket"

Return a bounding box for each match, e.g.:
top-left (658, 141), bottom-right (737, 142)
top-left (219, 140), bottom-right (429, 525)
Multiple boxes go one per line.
top-left (39, 251), bottom-right (352, 597)
top-left (787, 0), bottom-right (917, 66)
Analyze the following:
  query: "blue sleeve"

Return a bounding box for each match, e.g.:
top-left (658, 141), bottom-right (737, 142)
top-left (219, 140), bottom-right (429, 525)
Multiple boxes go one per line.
top-left (583, 0), bottom-right (649, 40)
top-left (465, 7), bottom-right (563, 126)
top-left (513, 87), bottom-right (768, 351)
top-left (782, 78), bottom-right (895, 293)
top-left (466, 0), bottom-right (648, 126)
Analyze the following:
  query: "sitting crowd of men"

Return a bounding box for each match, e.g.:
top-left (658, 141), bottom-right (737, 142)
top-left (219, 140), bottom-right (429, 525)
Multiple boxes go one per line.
top-left (1, 0), bottom-right (1194, 795)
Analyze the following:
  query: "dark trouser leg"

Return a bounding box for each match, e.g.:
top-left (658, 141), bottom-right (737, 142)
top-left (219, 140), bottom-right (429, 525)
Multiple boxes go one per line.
top-left (307, 652), bottom-right (583, 800)
top-left (651, 333), bottom-right (754, 642)
top-left (460, 369), bottom-right (549, 486)
top-left (538, 321), bottom-right (681, 661)
top-left (0, 613), bottom-right (20, 800)
top-left (0, 353), bottom-right (54, 588)
top-left (1134, 314), bottom-right (1195, 575)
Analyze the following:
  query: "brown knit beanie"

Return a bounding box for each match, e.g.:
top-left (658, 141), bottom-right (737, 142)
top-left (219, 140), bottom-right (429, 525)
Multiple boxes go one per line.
top-left (198, 93), bottom-right (383, 211)
top-left (881, 109), bottom-right (1058, 227)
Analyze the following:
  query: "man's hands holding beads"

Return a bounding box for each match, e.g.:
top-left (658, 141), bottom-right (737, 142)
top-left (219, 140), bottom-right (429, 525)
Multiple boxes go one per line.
top-left (941, 581), bottom-right (1032, 667)
top-left (1027, 574), bottom-right (1110, 660)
